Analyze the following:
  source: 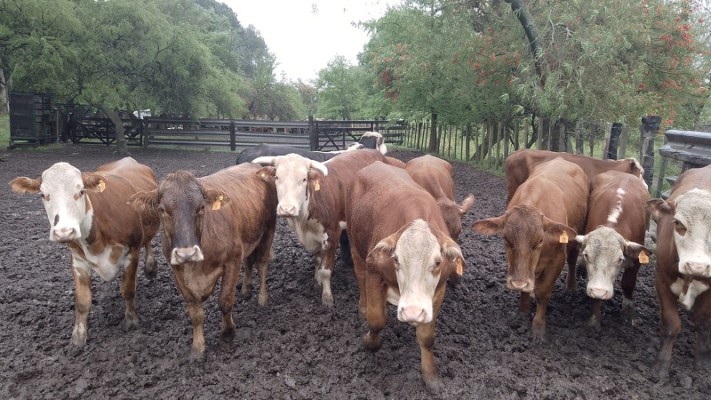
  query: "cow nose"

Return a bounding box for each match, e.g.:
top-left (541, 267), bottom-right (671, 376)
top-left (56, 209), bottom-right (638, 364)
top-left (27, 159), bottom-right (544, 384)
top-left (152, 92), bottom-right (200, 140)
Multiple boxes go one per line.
top-left (277, 204), bottom-right (297, 217)
top-left (399, 306), bottom-right (427, 325)
top-left (507, 278), bottom-right (533, 292)
top-left (171, 246), bottom-right (204, 265)
top-left (683, 262), bottom-right (711, 277)
top-left (52, 227), bottom-right (77, 242)
top-left (587, 288), bottom-right (612, 300)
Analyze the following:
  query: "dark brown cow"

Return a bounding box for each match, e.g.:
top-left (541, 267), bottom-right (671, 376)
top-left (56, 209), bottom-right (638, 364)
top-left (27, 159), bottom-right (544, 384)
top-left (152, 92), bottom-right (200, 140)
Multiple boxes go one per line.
top-left (405, 154), bottom-right (475, 241)
top-left (472, 158), bottom-right (588, 339)
top-left (9, 157), bottom-right (159, 347)
top-left (130, 164), bottom-right (277, 360)
top-left (253, 149), bottom-right (387, 307)
top-left (574, 171), bottom-right (651, 329)
top-left (346, 161), bottom-right (465, 393)
top-left (646, 165), bottom-right (711, 380)
top-left (505, 149), bottom-right (644, 203)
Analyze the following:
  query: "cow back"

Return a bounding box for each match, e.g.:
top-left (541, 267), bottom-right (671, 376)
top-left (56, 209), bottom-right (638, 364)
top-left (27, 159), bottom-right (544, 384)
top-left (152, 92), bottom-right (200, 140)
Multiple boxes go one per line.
top-left (405, 155), bottom-right (455, 201)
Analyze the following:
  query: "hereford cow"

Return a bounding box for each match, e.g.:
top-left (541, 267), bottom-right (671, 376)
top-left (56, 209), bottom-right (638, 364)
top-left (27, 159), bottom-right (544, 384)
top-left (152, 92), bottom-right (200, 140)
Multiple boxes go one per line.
top-left (574, 171), bottom-right (651, 329)
top-left (405, 155), bottom-right (475, 241)
top-left (130, 164), bottom-right (277, 360)
top-left (472, 158), bottom-right (588, 339)
top-left (505, 149), bottom-right (644, 203)
top-left (235, 131), bottom-right (388, 164)
top-left (9, 157), bottom-right (160, 347)
top-left (346, 161), bottom-right (465, 393)
top-left (646, 164), bottom-right (711, 380)
top-left (252, 149), bottom-right (387, 306)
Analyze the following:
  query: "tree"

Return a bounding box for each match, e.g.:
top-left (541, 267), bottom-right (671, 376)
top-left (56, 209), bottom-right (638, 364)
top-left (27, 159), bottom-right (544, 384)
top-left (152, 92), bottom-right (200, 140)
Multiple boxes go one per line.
top-left (315, 56), bottom-right (367, 119)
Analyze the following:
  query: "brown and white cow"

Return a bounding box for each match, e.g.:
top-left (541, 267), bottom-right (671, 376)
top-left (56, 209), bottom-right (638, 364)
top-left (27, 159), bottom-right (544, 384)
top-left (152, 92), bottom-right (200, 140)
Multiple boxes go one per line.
top-left (9, 157), bottom-right (159, 347)
top-left (646, 164), bottom-right (711, 380)
top-left (574, 170), bottom-right (651, 329)
top-left (253, 149), bottom-right (387, 307)
top-left (505, 149), bottom-right (644, 203)
top-left (472, 157), bottom-right (588, 339)
top-left (405, 154), bottom-right (475, 241)
top-left (346, 161), bottom-right (465, 393)
top-left (130, 164), bottom-right (277, 360)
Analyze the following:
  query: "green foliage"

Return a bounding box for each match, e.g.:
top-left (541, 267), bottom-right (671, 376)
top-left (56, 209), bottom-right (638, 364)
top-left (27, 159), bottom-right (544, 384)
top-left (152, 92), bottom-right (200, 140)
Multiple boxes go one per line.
top-left (315, 56), bottom-right (369, 119)
top-left (0, 113), bottom-right (8, 150)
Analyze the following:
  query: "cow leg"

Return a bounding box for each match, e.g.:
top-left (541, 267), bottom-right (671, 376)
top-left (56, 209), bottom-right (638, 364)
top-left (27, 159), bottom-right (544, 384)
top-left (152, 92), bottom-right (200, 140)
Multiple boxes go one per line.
top-left (218, 260), bottom-right (241, 342)
top-left (531, 264), bottom-right (562, 341)
top-left (71, 261), bottom-right (92, 347)
top-left (691, 299), bottom-right (711, 371)
top-left (363, 271), bottom-right (387, 352)
top-left (143, 242), bottom-right (157, 280)
top-left (517, 292), bottom-right (531, 315)
top-left (417, 286), bottom-right (446, 394)
top-left (238, 261), bottom-right (254, 302)
top-left (187, 302), bottom-right (207, 361)
top-left (119, 250), bottom-right (140, 331)
top-left (621, 261), bottom-right (641, 320)
top-left (338, 231), bottom-right (353, 266)
top-left (253, 227), bottom-right (275, 307)
top-left (587, 299), bottom-right (603, 330)
top-left (652, 282), bottom-right (682, 381)
top-left (315, 246), bottom-right (336, 307)
top-left (565, 244), bottom-right (579, 292)
top-left (351, 246), bottom-right (367, 318)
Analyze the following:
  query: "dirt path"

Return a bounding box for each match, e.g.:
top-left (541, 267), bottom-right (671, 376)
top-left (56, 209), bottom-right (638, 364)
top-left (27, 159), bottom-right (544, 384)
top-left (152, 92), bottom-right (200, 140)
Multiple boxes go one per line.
top-left (0, 146), bottom-right (707, 399)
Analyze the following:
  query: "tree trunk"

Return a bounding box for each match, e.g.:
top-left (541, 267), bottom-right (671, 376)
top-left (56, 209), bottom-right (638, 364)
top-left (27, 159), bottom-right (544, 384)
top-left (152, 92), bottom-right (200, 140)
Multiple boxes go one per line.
top-left (428, 111), bottom-right (439, 153)
top-left (575, 118), bottom-right (584, 154)
top-left (504, 0), bottom-right (545, 87)
top-left (640, 115), bottom-right (661, 188)
top-left (104, 108), bottom-right (128, 156)
top-left (0, 67), bottom-right (7, 113)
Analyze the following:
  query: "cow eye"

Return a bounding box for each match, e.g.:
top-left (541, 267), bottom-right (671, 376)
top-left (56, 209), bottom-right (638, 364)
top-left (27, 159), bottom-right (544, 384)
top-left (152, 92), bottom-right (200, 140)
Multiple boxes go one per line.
top-left (40, 192), bottom-right (49, 201)
top-left (674, 219), bottom-right (687, 235)
top-left (583, 252), bottom-right (590, 262)
top-left (158, 206), bottom-right (166, 214)
top-left (79, 189), bottom-right (86, 196)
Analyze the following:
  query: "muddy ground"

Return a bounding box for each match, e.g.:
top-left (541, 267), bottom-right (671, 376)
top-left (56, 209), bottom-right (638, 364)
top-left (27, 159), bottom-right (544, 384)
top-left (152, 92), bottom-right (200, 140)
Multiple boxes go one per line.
top-left (0, 145), bottom-right (708, 399)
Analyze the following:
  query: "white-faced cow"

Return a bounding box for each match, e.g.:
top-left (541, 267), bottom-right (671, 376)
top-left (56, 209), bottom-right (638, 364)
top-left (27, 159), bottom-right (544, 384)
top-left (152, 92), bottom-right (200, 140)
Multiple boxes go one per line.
top-left (130, 164), bottom-right (277, 360)
top-left (472, 158), bottom-right (588, 340)
top-left (346, 161), bottom-right (465, 393)
top-left (574, 170), bottom-right (651, 329)
top-left (505, 149), bottom-right (644, 204)
top-left (9, 157), bottom-right (160, 347)
top-left (646, 164), bottom-right (711, 381)
top-left (252, 149), bottom-right (387, 306)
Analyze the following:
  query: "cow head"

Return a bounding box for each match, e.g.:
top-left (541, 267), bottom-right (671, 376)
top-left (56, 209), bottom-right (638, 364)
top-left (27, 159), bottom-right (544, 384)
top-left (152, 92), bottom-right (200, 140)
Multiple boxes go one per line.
top-left (575, 226), bottom-right (649, 300)
top-left (438, 194), bottom-right (476, 241)
top-left (366, 219), bottom-right (465, 326)
top-left (359, 131), bottom-right (387, 155)
top-left (10, 162), bottom-right (105, 242)
top-left (253, 154), bottom-right (328, 218)
top-left (472, 205), bottom-right (577, 292)
top-left (647, 189), bottom-right (711, 277)
top-left (129, 170), bottom-right (228, 265)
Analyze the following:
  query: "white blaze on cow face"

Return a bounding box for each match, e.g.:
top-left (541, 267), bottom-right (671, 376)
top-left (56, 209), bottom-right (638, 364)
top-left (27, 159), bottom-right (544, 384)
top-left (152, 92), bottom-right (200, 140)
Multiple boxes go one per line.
top-left (670, 277), bottom-right (710, 310)
top-left (39, 163), bottom-right (94, 242)
top-left (386, 220), bottom-right (448, 326)
top-left (576, 227), bottom-right (629, 300)
top-left (672, 189), bottom-right (711, 278)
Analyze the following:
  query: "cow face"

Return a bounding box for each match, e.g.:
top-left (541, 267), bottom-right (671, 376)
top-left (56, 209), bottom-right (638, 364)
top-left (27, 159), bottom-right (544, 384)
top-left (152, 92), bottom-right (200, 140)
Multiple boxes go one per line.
top-left (359, 132), bottom-right (387, 155)
top-left (438, 194), bottom-right (475, 241)
top-left (472, 205), bottom-right (576, 292)
top-left (10, 162), bottom-right (104, 242)
top-left (130, 171), bottom-right (227, 265)
top-left (367, 219), bottom-right (464, 326)
top-left (253, 154), bottom-right (328, 218)
top-left (575, 227), bottom-right (649, 300)
top-left (648, 189), bottom-right (711, 277)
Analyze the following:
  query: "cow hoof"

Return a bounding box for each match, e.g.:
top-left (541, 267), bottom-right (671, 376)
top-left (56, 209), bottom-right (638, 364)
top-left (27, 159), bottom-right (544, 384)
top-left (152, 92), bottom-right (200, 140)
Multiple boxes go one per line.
top-left (531, 327), bottom-right (546, 343)
top-left (424, 377), bottom-right (444, 394)
top-left (190, 350), bottom-right (206, 363)
top-left (71, 324), bottom-right (87, 347)
top-left (238, 286), bottom-right (253, 302)
top-left (650, 361), bottom-right (670, 382)
top-left (144, 262), bottom-right (157, 280)
top-left (120, 316), bottom-right (139, 332)
top-left (694, 353), bottom-right (711, 371)
top-left (587, 316), bottom-right (602, 331)
top-left (221, 327), bottom-right (236, 342)
top-left (321, 294), bottom-right (334, 308)
top-left (258, 293), bottom-right (268, 307)
top-left (70, 335), bottom-right (86, 349)
top-left (363, 333), bottom-right (382, 352)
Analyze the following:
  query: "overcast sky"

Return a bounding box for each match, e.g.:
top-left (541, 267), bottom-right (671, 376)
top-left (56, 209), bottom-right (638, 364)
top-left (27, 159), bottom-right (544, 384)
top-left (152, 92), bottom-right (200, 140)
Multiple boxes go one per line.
top-left (223, 0), bottom-right (402, 83)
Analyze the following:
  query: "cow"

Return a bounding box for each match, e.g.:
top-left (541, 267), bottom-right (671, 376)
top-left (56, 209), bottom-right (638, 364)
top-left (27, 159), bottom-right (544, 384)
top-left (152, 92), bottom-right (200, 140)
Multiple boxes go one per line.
top-left (646, 164), bottom-right (711, 381)
top-left (504, 149), bottom-right (644, 204)
top-left (574, 170), bottom-right (651, 329)
top-left (129, 164), bottom-right (277, 360)
top-left (405, 155), bottom-right (475, 241)
top-left (345, 161), bottom-right (465, 393)
top-left (9, 157), bottom-right (160, 347)
top-left (252, 149), bottom-right (387, 307)
top-left (472, 158), bottom-right (588, 340)
top-left (235, 131), bottom-right (388, 164)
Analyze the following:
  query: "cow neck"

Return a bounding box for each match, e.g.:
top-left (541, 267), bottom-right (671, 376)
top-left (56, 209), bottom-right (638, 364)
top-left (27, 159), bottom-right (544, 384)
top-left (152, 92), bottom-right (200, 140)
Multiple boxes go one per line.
top-left (80, 193), bottom-right (98, 245)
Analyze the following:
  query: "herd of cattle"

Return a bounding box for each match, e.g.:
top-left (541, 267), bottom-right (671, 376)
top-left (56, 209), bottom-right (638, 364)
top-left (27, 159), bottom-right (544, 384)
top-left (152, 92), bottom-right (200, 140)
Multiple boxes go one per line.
top-left (7, 133), bottom-right (711, 394)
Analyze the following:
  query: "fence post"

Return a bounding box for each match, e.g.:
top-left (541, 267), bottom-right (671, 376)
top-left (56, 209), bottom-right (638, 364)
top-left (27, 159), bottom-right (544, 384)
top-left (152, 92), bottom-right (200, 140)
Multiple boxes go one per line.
top-left (308, 115), bottom-right (317, 151)
top-left (229, 120), bottom-right (236, 151)
top-left (606, 122), bottom-right (622, 160)
top-left (640, 115), bottom-right (661, 189)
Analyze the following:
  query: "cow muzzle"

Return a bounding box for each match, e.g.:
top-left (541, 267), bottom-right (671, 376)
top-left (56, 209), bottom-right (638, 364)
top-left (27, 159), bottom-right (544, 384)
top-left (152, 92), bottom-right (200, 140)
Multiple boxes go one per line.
top-left (398, 305), bottom-right (428, 326)
top-left (277, 203), bottom-right (298, 217)
top-left (171, 245), bottom-right (205, 265)
top-left (51, 226), bottom-right (79, 242)
top-left (680, 261), bottom-right (711, 278)
top-left (506, 277), bottom-right (534, 292)
top-left (586, 286), bottom-right (613, 300)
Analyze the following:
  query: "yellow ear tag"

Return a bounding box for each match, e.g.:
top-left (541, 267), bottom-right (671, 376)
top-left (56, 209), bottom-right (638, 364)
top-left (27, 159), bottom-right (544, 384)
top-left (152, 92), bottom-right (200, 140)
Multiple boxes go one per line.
top-left (97, 180), bottom-right (106, 193)
top-left (313, 180), bottom-right (320, 192)
top-left (211, 194), bottom-right (223, 211)
top-left (455, 258), bottom-right (464, 276)
top-left (639, 252), bottom-right (650, 264)
top-left (559, 232), bottom-right (569, 244)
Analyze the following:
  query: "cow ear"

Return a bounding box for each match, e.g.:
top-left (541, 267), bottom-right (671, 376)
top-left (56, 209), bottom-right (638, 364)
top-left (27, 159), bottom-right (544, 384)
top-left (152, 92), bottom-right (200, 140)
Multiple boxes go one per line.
top-left (82, 173), bottom-right (105, 192)
top-left (128, 190), bottom-right (159, 216)
top-left (646, 198), bottom-right (672, 221)
top-left (9, 177), bottom-right (41, 194)
top-left (543, 219), bottom-right (577, 245)
top-left (574, 234), bottom-right (587, 245)
top-left (256, 166), bottom-right (276, 182)
top-left (471, 215), bottom-right (504, 236)
top-left (366, 234), bottom-right (398, 267)
top-left (307, 168), bottom-right (324, 192)
top-left (458, 193), bottom-right (475, 216)
top-left (441, 238), bottom-right (466, 276)
top-left (624, 241), bottom-right (651, 264)
top-left (203, 189), bottom-right (229, 211)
